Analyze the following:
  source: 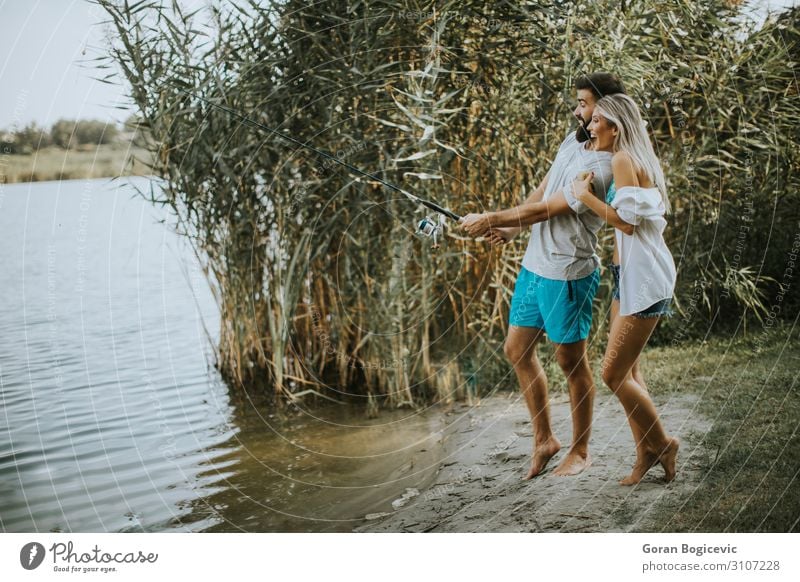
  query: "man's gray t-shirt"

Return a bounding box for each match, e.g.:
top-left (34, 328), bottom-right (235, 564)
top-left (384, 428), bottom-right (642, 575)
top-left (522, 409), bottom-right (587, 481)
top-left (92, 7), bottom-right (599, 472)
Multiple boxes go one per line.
top-left (521, 130), bottom-right (614, 281)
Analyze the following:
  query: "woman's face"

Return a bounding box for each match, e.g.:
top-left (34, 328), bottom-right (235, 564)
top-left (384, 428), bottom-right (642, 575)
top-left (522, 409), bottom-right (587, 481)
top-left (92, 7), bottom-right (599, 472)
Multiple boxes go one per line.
top-left (587, 111), bottom-right (617, 151)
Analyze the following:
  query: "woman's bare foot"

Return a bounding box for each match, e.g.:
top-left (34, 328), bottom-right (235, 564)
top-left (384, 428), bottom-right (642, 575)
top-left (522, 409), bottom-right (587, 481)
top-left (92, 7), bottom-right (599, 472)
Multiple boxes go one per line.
top-left (553, 448), bottom-right (592, 476)
top-left (658, 437), bottom-right (680, 482)
top-left (523, 437), bottom-right (561, 479)
top-left (619, 451), bottom-right (659, 486)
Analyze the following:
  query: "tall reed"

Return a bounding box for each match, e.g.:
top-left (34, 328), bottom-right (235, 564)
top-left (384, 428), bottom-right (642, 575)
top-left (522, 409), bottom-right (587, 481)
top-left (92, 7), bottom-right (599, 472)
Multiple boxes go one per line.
top-left (97, 0), bottom-right (800, 408)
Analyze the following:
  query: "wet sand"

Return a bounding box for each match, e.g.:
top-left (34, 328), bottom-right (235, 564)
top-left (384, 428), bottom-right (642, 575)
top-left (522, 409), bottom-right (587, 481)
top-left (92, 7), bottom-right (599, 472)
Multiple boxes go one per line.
top-left (356, 390), bottom-right (711, 533)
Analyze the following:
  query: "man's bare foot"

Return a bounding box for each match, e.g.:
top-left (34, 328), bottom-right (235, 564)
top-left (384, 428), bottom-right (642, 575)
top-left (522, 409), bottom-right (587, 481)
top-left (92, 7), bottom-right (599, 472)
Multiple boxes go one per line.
top-left (523, 437), bottom-right (561, 480)
top-left (658, 437), bottom-right (680, 482)
top-left (619, 451), bottom-right (659, 486)
top-left (552, 448), bottom-right (591, 476)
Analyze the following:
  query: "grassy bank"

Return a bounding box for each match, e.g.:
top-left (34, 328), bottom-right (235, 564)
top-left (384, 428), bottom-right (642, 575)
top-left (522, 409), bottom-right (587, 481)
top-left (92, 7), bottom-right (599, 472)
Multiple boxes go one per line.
top-left (631, 324), bottom-right (800, 532)
top-left (0, 144), bottom-right (153, 183)
top-left (356, 324), bottom-right (798, 533)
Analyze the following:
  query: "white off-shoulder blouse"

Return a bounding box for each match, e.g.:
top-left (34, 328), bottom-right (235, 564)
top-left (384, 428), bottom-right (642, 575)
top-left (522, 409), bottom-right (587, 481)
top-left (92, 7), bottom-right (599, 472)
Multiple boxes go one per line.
top-left (610, 186), bottom-right (677, 316)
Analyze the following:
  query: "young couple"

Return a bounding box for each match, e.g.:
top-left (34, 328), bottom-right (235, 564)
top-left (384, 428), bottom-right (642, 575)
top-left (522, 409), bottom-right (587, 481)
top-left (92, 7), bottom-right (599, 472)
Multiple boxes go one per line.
top-left (460, 72), bottom-right (679, 486)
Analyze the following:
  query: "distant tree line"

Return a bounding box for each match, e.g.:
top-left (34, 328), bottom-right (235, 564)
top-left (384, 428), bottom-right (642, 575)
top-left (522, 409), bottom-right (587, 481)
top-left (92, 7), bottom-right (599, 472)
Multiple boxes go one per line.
top-left (0, 115), bottom-right (147, 154)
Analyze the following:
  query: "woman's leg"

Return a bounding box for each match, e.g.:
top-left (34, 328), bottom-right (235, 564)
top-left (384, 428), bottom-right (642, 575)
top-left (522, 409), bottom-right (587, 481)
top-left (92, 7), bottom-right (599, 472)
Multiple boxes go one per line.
top-left (602, 313), bottom-right (679, 484)
top-left (632, 359), bottom-right (648, 391)
top-left (609, 300), bottom-right (650, 465)
top-left (624, 357), bottom-right (658, 484)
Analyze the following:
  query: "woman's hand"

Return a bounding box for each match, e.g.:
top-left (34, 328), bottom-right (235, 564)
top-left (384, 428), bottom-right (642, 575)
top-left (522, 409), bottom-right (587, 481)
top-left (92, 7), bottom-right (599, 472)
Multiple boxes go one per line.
top-left (459, 213), bottom-right (493, 237)
top-left (572, 172), bottom-right (595, 203)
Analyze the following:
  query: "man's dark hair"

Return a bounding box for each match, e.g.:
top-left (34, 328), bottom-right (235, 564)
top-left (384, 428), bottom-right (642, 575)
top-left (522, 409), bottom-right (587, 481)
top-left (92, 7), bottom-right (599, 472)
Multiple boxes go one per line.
top-left (574, 72), bottom-right (626, 100)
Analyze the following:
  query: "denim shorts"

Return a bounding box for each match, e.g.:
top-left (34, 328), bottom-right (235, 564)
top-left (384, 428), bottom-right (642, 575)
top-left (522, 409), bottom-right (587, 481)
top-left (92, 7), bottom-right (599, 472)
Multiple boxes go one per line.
top-left (609, 264), bottom-right (673, 318)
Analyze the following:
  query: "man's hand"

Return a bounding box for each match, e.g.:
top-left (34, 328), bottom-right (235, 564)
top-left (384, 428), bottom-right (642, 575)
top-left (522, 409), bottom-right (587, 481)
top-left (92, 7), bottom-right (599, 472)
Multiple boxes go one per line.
top-left (459, 212), bottom-right (492, 237)
top-left (485, 226), bottom-right (520, 246)
top-left (572, 171), bottom-right (595, 204)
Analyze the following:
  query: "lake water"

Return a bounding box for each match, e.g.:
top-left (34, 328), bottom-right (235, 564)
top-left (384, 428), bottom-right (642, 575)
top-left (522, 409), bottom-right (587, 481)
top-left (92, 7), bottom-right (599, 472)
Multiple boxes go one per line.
top-left (0, 177), bottom-right (443, 532)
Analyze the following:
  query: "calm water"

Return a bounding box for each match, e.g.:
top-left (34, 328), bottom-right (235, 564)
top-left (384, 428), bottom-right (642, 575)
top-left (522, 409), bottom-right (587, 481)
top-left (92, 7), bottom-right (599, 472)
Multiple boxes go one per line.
top-left (0, 177), bottom-right (443, 532)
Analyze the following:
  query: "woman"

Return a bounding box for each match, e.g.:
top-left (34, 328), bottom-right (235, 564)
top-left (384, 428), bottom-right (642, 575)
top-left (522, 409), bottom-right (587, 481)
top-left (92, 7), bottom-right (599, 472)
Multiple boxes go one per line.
top-left (570, 93), bottom-right (679, 485)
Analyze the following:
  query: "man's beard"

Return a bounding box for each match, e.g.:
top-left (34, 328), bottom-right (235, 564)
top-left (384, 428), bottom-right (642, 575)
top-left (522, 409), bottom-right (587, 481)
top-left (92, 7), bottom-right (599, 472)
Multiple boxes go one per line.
top-left (575, 117), bottom-right (592, 143)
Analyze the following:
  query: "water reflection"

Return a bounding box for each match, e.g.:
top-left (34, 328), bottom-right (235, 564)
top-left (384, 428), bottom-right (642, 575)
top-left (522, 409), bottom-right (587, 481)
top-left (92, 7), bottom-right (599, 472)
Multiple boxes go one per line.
top-left (0, 177), bottom-right (445, 533)
top-left (183, 400), bottom-right (446, 532)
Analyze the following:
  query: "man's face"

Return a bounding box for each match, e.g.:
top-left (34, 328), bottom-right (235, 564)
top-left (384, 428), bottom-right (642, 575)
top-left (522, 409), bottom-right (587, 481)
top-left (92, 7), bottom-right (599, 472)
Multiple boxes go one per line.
top-left (573, 89), bottom-right (597, 143)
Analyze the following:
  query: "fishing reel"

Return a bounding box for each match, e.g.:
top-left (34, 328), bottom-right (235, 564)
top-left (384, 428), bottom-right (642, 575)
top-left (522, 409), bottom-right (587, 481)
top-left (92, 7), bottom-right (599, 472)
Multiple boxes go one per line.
top-left (416, 214), bottom-right (446, 249)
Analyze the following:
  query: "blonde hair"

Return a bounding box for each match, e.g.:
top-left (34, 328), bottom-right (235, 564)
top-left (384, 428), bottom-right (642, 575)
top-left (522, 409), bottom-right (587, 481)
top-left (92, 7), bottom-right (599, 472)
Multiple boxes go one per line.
top-left (594, 94), bottom-right (670, 213)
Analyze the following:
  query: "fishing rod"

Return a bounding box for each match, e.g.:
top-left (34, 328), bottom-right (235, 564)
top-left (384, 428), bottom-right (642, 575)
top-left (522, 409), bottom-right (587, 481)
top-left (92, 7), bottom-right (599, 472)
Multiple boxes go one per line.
top-left (172, 86), bottom-right (461, 247)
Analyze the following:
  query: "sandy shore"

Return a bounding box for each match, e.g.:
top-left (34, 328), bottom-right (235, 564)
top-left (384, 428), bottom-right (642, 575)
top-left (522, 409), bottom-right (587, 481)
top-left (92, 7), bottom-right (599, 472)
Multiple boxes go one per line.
top-left (356, 390), bottom-right (711, 533)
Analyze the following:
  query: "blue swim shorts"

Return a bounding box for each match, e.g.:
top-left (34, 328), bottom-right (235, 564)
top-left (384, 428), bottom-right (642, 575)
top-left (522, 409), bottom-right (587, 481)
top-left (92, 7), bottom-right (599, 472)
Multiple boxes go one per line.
top-left (509, 266), bottom-right (600, 344)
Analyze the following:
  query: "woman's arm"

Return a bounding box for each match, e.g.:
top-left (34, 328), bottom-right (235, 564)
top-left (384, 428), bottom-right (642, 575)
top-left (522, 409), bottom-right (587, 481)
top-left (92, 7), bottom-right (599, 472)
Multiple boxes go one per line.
top-left (572, 153), bottom-right (640, 236)
top-left (572, 174), bottom-right (634, 236)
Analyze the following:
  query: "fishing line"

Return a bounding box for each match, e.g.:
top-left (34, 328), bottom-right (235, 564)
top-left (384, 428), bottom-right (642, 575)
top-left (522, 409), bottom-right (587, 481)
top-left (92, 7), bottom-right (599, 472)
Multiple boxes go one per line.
top-left (170, 86), bottom-right (461, 246)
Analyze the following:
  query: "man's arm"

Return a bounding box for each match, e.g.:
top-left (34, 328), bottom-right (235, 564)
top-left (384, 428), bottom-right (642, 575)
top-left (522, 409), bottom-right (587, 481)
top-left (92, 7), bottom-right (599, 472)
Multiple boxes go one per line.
top-left (461, 188), bottom-right (573, 237)
top-left (487, 189), bottom-right (572, 228)
top-left (506, 169), bottom-right (550, 230)
top-left (468, 170), bottom-right (557, 242)
top-left (523, 169), bottom-right (550, 205)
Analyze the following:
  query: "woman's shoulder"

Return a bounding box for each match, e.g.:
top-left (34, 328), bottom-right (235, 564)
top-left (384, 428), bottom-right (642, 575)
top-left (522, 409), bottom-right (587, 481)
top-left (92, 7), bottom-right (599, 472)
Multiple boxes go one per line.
top-left (610, 152), bottom-right (638, 186)
top-left (611, 150), bottom-right (634, 166)
top-left (612, 151), bottom-right (656, 190)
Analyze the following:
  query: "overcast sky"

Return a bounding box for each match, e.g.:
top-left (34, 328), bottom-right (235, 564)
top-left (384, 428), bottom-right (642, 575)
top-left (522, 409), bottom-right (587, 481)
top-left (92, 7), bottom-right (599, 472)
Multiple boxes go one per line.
top-left (0, 0), bottom-right (123, 130)
top-left (0, 0), bottom-right (796, 130)
top-left (0, 0), bottom-right (209, 130)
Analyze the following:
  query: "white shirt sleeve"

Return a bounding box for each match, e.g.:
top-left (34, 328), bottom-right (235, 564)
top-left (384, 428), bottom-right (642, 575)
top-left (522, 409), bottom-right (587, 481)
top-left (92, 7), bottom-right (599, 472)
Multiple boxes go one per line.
top-left (562, 170), bottom-right (589, 214)
top-left (611, 186), bottom-right (665, 226)
top-left (563, 166), bottom-right (614, 215)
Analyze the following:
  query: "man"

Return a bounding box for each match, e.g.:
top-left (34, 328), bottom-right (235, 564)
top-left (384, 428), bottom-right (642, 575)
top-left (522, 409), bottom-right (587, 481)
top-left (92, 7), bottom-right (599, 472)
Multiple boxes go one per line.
top-left (460, 73), bottom-right (625, 479)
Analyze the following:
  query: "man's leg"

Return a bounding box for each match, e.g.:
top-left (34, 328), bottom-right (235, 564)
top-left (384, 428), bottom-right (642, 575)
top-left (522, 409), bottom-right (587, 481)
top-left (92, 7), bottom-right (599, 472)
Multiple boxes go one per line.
top-left (551, 339), bottom-right (595, 476)
top-left (504, 325), bottom-right (561, 479)
top-left (540, 270), bottom-right (600, 477)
